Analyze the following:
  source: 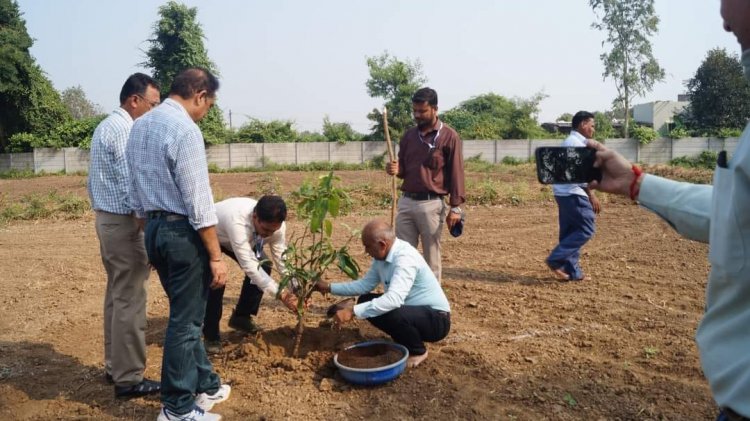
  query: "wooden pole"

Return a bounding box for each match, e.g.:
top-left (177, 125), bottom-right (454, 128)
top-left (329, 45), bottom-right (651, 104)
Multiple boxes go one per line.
top-left (383, 106), bottom-right (397, 227)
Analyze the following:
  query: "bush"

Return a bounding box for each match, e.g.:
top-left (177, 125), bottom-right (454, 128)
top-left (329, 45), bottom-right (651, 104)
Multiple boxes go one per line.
top-left (48, 115), bottom-right (106, 149)
top-left (668, 126), bottom-right (691, 139)
top-left (7, 132), bottom-right (45, 152)
top-left (501, 156), bottom-right (524, 166)
top-left (631, 125), bottom-right (659, 145)
top-left (716, 127), bottom-right (742, 138)
top-left (669, 150), bottom-right (719, 170)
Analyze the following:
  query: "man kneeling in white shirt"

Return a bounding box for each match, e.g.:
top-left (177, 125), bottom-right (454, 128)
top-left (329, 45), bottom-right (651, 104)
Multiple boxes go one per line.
top-left (203, 195), bottom-right (297, 353)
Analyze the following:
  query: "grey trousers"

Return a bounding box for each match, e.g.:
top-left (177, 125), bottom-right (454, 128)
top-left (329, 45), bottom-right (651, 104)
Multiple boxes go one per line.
top-left (95, 211), bottom-right (150, 386)
top-left (395, 196), bottom-right (447, 282)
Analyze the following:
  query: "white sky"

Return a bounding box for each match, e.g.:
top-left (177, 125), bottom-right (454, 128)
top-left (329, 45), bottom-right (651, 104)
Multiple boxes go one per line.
top-left (16, 0), bottom-right (739, 133)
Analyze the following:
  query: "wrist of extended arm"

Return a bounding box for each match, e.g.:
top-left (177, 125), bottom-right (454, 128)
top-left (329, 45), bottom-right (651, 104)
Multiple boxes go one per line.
top-left (629, 165), bottom-right (644, 200)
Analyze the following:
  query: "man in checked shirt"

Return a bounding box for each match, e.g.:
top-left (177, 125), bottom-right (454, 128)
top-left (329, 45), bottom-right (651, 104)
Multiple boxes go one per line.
top-left (127, 68), bottom-right (230, 421)
top-left (87, 73), bottom-right (161, 399)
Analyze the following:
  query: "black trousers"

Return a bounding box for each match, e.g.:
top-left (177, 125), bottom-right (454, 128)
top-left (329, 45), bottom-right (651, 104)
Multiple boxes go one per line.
top-left (357, 293), bottom-right (451, 356)
top-left (202, 246), bottom-right (271, 341)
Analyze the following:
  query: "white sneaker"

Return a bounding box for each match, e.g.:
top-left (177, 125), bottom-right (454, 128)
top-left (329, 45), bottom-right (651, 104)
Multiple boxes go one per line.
top-left (156, 405), bottom-right (221, 421)
top-left (195, 384), bottom-right (231, 411)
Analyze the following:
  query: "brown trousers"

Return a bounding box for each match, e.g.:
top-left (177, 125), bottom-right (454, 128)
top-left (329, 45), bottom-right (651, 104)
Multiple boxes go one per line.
top-left (95, 211), bottom-right (150, 386)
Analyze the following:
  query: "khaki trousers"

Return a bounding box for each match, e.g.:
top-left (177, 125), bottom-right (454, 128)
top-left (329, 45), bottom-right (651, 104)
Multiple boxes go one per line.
top-left (95, 211), bottom-right (150, 386)
top-left (395, 196), bottom-right (447, 282)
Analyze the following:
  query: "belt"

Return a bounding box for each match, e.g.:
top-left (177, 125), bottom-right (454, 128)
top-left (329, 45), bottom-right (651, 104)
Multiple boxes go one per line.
top-left (402, 191), bottom-right (444, 201)
top-left (147, 211), bottom-right (186, 221)
top-left (437, 311), bottom-right (450, 318)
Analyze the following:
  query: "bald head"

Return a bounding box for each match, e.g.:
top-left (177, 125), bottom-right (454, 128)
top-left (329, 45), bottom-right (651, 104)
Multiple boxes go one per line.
top-left (363, 220), bottom-right (395, 243)
top-left (361, 220), bottom-right (396, 260)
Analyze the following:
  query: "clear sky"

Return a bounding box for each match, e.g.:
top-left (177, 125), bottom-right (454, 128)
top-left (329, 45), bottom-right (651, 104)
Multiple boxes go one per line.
top-left (15, 0), bottom-right (739, 134)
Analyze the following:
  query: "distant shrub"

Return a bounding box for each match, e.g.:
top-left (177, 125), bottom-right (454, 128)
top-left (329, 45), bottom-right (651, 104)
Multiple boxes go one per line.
top-left (670, 150), bottom-right (719, 170)
top-left (716, 127), bottom-right (742, 138)
top-left (501, 156), bottom-right (524, 166)
top-left (668, 126), bottom-right (691, 139)
top-left (631, 125), bottom-right (659, 145)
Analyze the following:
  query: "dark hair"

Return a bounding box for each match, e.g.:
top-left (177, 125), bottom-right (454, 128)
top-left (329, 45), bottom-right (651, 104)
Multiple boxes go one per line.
top-left (119, 73), bottom-right (159, 104)
top-left (255, 195), bottom-right (287, 223)
top-left (169, 67), bottom-right (219, 99)
top-left (412, 87), bottom-right (438, 107)
top-left (572, 111), bottom-right (595, 130)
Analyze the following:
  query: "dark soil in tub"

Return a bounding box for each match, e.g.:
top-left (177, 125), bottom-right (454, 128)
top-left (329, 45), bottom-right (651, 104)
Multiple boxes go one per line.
top-left (337, 344), bottom-right (405, 369)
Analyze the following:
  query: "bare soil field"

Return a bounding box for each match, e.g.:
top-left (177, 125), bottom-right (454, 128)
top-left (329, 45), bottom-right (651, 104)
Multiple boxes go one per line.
top-left (0, 169), bottom-right (714, 420)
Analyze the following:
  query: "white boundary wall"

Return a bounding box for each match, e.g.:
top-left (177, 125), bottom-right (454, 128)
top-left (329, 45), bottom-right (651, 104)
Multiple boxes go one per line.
top-left (0, 137), bottom-right (737, 174)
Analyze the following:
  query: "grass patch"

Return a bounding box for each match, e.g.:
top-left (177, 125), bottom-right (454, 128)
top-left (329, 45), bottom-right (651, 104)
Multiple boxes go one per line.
top-left (0, 191), bottom-right (90, 224)
top-left (643, 346), bottom-right (660, 359)
top-left (0, 169), bottom-right (68, 179)
top-left (209, 159), bottom-right (385, 173)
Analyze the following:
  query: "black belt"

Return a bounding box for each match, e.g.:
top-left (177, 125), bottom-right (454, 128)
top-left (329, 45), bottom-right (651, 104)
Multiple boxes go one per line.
top-left (437, 311), bottom-right (450, 318)
top-left (402, 191), bottom-right (444, 201)
top-left (147, 211), bottom-right (186, 221)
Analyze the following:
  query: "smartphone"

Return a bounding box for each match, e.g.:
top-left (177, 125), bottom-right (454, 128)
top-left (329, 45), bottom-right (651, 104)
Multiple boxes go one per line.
top-left (535, 146), bottom-right (602, 184)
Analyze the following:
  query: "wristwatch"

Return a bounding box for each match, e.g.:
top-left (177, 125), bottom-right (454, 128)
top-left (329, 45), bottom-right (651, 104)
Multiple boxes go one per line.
top-left (450, 207), bottom-right (462, 214)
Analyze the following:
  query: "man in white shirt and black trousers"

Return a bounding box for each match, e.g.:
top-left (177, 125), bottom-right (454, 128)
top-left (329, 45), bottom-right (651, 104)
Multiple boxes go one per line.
top-left (203, 195), bottom-right (297, 353)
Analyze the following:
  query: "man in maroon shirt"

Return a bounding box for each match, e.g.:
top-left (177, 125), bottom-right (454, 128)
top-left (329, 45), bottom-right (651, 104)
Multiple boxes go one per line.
top-left (386, 87), bottom-right (466, 283)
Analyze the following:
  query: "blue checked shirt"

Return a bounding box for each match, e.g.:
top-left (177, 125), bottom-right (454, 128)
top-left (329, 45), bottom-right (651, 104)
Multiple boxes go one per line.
top-left (87, 108), bottom-right (133, 215)
top-left (126, 98), bottom-right (217, 230)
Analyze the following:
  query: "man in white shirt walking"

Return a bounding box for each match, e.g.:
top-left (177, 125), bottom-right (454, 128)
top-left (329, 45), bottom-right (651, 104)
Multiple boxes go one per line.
top-left (203, 195), bottom-right (297, 353)
top-left (546, 111), bottom-right (601, 281)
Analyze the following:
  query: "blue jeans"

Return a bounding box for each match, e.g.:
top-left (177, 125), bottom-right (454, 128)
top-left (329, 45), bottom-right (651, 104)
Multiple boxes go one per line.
top-left (546, 195), bottom-right (595, 280)
top-left (144, 214), bottom-right (221, 414)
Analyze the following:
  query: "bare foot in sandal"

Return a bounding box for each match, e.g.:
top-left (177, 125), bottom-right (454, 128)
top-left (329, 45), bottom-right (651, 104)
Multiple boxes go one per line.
top-left (407, 350), bottom-right (429, 368)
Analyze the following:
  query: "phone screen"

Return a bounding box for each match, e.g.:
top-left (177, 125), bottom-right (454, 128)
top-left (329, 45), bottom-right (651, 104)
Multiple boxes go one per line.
top-left (535, 146), bottom-right (601, 184)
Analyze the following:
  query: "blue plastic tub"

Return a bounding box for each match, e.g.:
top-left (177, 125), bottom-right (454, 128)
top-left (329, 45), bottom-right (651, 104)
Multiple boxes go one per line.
top-left (333, 341), bottom-right (409, 386)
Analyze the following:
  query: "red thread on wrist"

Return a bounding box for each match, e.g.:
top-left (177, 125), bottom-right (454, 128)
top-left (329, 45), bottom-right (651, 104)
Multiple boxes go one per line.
top-left (630, 165), bottom-right (643, 200)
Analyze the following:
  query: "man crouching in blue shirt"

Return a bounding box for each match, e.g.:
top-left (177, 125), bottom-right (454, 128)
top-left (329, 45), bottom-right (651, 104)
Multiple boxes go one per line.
top-left (315, 220), bottom-right (451, 368)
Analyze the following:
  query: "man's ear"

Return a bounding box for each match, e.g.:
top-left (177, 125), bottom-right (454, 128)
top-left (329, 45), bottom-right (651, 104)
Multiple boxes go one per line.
top-left (193, 90), bottom-right (207, 106)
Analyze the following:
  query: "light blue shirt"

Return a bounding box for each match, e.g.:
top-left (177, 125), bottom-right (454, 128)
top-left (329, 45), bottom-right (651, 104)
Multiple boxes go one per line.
top-left (552, 130), bottom-right (589, 197)
top-left (87, 108), bottom-right (133, 215)
top-left (126, 98), bottom-right (217, 230)
top-left (638, 129), bottom-right (750, 415)
top-left (330, 238), bottom-right (450, 319)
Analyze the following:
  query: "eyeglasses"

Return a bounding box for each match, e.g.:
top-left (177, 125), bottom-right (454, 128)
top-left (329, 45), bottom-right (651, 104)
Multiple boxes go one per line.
top-left (135, 94), bottom-right (160, 109)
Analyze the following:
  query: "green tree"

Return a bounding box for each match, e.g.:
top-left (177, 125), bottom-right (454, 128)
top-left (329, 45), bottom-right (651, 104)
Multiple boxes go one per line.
top-left (365, 52), bottom-right (426, 141)
top-left (61, 85), bottom-right (103, 120)
top-left (231, 119), bottom-right (298, 143)
top-left (593, 111), bottom-right (615, 140)
top-left (0, 0), bottom-right (69, 151)
top-left (556, 113), bottom-right (573, 122)
top-left (440, 92), bottom-right (549, 139)
top-left (322, 116), bottom-right (363, 143)
top-left (685, 48), bottom-right (750, 134)
top-left (143, 1), bottom-right (226, 143)
top-left (590, 0), bottom-right (665, 138)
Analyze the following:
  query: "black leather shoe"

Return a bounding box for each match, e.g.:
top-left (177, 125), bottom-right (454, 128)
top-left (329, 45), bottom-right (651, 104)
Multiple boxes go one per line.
top-left (228, 314), bottom-right (261, 334)
top-left (115, 378), bottom-right (161, 399)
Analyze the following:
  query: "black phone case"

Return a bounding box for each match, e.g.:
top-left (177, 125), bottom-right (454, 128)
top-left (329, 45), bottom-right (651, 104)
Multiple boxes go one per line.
top-left (535, 147), bottom-right (602, 184)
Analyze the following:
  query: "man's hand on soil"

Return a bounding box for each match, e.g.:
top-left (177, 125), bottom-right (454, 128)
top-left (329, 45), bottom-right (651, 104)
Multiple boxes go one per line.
top-left (333, 308), bottom-right (354, 327)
